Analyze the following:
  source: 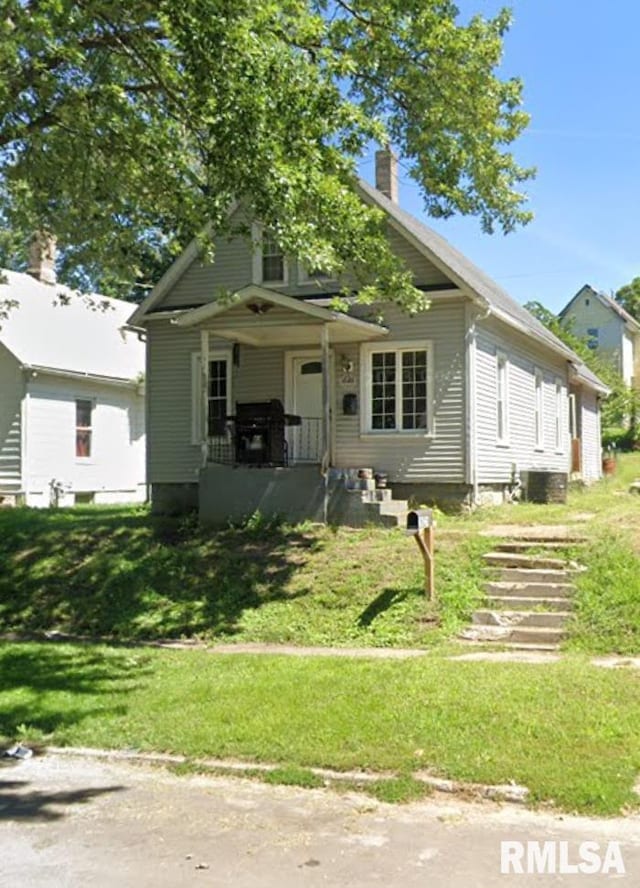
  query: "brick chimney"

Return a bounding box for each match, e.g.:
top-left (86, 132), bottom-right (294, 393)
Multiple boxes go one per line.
top-left (27, 231), bottom-right (57, 285)
top-left (375, 148), bottom-right (399, 203)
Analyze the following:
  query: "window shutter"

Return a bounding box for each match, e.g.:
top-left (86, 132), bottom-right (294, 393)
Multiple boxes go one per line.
top-left (191, 353), bottom-right (202, 444)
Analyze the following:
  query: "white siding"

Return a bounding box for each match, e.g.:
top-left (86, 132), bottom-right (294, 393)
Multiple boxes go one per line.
top-left (0, 342), bottom-right (23, 490)
top-left (475, 319), bottom-right (571, 484)
top-left (580, 389), bottom-right (602, 483)
top-left (23, 375), bottom-right (145, 506)
top-left (334, 300), bottom-right (466, 482)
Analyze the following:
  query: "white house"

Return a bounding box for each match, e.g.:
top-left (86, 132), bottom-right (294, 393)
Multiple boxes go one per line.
top-left (129, 152), bottom-right (606, 524)
top-left (0, 264), bottom-right (146, 507)
top-left (560, 284), bottom-right (640, 388)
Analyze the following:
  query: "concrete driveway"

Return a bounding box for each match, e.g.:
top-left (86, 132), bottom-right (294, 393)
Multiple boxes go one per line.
top-left (1, 753), bottom-right (639, 887)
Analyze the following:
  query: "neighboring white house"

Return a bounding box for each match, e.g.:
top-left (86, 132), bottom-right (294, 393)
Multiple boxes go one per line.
top-left (129, 152), bottom-right (607, 524)
top-left (560, 284), bottom-right (640, 388)
top-left (0, 265), bottom-right (146, 507)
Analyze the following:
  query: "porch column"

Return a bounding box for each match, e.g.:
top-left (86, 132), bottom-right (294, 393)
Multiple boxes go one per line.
top-left (200, 329), bottom-right (210, 468)
top-left (321, 323), bottom-right (331, 474)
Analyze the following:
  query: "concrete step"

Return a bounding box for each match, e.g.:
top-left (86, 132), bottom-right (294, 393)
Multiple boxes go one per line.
top-left (483, 552), bottom-right (574, 570)
top-left (485, 594), bottom-right (574, 611)
top-left (461, 625), bottom-right (565, 646)
top-left (345, 478), bottom-right (376, 492)
top-left (473, 610), bottom-right (571, 629)
top-left (360, 488), bottom-right (393, 504)
top-left (493, 541), bottom-right (582, 553)
top-left (485, 581), bottom-right (574, 599)
top-left (379, 499), bottom-right (409, 515)
top-left (482, 567), bottom-right (582, 584)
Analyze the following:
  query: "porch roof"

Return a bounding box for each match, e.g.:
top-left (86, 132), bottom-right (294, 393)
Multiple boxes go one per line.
top-left (173, 285), bottom-right (388, 346)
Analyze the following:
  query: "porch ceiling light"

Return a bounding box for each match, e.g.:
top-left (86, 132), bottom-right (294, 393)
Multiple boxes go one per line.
top-left (247, 301), bottom-right (273, 315)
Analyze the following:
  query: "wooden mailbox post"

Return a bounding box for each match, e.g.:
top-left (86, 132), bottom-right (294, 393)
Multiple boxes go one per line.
top-left (406, 509), bottom-right (435, 600)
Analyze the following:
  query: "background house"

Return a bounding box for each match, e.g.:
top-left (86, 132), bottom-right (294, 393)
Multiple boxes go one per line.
top-left (130, 153), bottom-right (606, 524)
top-left (560, 284), bottom-right (640, 389)
top-left (0, 259), bottom-right (146, 507)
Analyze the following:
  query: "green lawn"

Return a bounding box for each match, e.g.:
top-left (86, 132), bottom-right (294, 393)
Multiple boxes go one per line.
top-left (1, 641), bottom-right (639, 816)
top-left (0, 505), bottom-right (485, 648)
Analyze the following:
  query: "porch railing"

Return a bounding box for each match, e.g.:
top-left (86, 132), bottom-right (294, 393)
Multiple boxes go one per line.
top-left (207, 417), bottom-right (323, 466)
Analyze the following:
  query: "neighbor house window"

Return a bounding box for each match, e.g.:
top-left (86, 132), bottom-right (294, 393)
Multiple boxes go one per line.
top-left (363, 343), bottom-right (432, 434)
top-left (534, 368), bottom-right (544, 449)
top-left (191, 351), bottom-right (232, 443)
top-left (496, 351), bottom-right (509, 443)
top-left (75, 399), bottom-right (93, 458)
top-left (587, 327), bottom-right (599, 350)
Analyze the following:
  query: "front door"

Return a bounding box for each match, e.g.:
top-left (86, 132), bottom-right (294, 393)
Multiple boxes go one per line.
top-left (289, 355), bottom-right (323, 463)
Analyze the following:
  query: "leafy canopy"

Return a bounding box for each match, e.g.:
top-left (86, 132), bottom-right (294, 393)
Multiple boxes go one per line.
top-left (615, 277), bottom-right (640, 323)
top-left (0, 1), bottom-right (533, 300)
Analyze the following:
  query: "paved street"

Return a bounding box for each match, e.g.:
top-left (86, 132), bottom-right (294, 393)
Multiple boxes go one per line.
top-left (1, 753), bottom-right (639, 887)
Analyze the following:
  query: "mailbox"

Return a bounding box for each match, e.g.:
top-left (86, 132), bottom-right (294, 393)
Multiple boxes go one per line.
top-left (406, 508), bottom-right (433, 534)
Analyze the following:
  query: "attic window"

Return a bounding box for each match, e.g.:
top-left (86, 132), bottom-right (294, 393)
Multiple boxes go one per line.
top-left (76, 399), bottom-right (93, 458)
top-left (261, 230), bottom-right (285, 284)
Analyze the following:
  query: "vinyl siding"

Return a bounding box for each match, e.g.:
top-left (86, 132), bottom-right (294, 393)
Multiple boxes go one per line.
top-left (157, 213), bottom-right (454, 312)
top-left (0, 343), bottom-right (23, 489)
top-left (475, 319), bottom-right (570, 484)
top-left (580, 389), bottom-right (602, 483)
top-left (23, 375), bottom-right (145, 505)
top-left (334, 299), bottom-right (466, 482)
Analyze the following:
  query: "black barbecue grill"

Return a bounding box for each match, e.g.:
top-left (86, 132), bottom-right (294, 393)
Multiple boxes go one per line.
top-left (233, 400), bottom-right (300, 467)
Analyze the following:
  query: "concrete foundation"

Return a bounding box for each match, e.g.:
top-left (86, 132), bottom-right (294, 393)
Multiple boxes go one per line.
top-left (151, 482), bottom-right (199, 516)
top-left (390, 482), bottom-right (473, 513)
top-left (198, 465), bottom-right (399, 528)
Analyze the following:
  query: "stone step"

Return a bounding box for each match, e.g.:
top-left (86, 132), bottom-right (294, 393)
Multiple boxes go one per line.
top-left (481, 526), bottom-right (586, 543)
top-left (493, 541), bottom-right (582, 553)
top-left (473, 610), bottom-right (571, 629)
top-left (482, 567), bottom-right (581, 584)
top-left (485, 594), bottom-right (574, 612)
top-left (485, 581), bottom-right (575, 599)
top-left (461, 625), bottom-right (565, 646)
top-left (345, 478), bottom-right (376, 492)
top-left (483, 552), bottom-right (574, 570)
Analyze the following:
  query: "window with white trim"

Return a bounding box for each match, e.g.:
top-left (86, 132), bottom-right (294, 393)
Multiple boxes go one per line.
top-left (554, 377), bottom-right (563, 451)
top-left (252, 224), bottom-right (288, 285)
top-left (75, 399), bottom-right (93, 458)
top-left (496, 352), bottom-right (509, 444)
top-left (191, 351), bottom-right (232, 443)
top-left (534, 368), bottom-right (544, 449)
top-left (363, 343), bottom-right (432, 433)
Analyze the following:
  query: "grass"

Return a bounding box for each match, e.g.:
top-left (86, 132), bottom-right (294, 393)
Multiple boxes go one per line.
top-left (0, 504), bottom-right (485, 648)
top-left (1, 641), bottom-right (639, 816)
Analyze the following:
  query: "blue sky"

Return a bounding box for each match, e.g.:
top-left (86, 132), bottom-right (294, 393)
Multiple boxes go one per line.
top-left (361, 1), bottom-right (640, 314)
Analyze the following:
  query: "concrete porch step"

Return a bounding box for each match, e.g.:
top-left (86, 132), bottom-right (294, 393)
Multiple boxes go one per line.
top-left (483, 551), bottom-right (574, 570)
top-left (492, 541), bottom-right (582, 553)
top-left (378, 499), bottom-right (409, 516)
top-left (473, 610), bottom-right (571, 629)
top-left (485, 594), bottom-right (574, 611)
top-left (360, 488), bottom-right (393, 504)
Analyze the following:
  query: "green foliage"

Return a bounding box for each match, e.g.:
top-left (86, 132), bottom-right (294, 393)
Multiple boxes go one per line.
top-left (615, 276), bottom-right (640, 322)
top-left (0, 1), bottom-right (533, 301)
top-left (263, 766), bottom-right (325, 790)
top-left (568, 532), bottom-right (640, 655)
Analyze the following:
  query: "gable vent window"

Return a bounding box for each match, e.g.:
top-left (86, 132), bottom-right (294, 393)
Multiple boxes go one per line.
top-left (76, 399), bottom-right (93, 458)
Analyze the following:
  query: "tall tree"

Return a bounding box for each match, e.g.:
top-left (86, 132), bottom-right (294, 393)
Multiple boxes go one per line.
top-left (0, 1), bottom-right (533, 300)
top-left (615, 277), bottom-right (640, 322)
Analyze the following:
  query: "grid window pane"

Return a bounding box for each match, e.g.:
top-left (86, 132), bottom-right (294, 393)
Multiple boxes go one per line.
top-left (400, 350), bottom-right (428, 430)
top-left (208, 360), bottom-right (228, 436)
top-left (262, 231), bottom-right (285, 282)
top-left (370, 352), bottom-right (396, 430)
